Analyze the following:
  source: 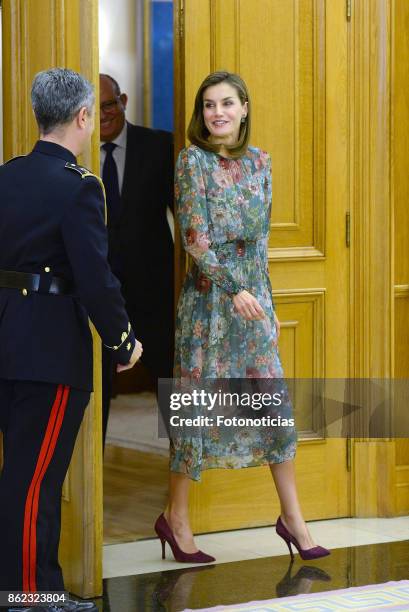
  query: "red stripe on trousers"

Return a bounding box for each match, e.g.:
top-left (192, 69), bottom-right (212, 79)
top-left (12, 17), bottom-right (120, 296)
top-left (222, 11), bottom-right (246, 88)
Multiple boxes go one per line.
top-left (22, 385), bottom-right (70, 592)
top-left (28, 386), bottom-right (70, 591)
top-left (22, 385), bottom-right (63, 592)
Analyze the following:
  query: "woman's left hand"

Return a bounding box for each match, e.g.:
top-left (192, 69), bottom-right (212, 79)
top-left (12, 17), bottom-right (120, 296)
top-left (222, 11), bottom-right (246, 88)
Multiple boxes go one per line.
top-left (274, 311), bottom-right (281, 339)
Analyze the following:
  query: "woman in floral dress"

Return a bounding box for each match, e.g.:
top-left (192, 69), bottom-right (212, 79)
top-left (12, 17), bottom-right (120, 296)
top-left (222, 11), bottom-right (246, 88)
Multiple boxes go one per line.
top-left (155, 72), bottom-right (329, 564)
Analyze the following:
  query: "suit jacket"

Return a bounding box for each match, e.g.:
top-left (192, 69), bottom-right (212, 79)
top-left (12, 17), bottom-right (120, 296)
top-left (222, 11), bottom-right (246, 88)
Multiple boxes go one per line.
top-left (0, 140), bottom-right (135, 391)
top-left (108, 122), bottom-right (174, 321)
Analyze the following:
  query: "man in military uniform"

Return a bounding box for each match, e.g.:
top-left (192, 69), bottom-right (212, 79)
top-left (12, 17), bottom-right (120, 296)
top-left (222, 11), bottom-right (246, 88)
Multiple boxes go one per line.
top-left (0, 68), bottom-right (142, 611)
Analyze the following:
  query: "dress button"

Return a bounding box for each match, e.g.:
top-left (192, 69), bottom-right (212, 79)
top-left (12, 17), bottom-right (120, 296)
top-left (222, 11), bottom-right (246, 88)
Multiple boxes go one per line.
top-left (22, 288), bottom-right (28, 296)
top-left (45, 266), bottom-right (51, 273)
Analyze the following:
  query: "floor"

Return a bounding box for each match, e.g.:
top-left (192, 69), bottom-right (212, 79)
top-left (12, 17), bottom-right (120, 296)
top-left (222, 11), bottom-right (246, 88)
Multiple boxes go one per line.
top-left (104, 446), bottom-right (168, 543)
top-left (100, 396), bottom-right (409, 610)
top-left (106, 392), bottom-right (167, 455)
top-left (104, 392), bottom-right (168, 543)
top-left (103, 455), bottom-right (409, 608)
top-left (97, 523), bottom-right (409, 611)
top-left (103, 517), bottom-right (409, 578)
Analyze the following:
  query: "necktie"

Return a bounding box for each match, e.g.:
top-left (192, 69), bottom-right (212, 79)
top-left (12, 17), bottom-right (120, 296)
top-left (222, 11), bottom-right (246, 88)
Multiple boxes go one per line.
top-left (102, 142), bottom-right (121, 226)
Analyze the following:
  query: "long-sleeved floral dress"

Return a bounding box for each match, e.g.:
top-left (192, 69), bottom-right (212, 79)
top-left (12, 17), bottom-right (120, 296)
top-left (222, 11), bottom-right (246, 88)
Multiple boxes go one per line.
top-left (170, 144), bottom-right (297, 480)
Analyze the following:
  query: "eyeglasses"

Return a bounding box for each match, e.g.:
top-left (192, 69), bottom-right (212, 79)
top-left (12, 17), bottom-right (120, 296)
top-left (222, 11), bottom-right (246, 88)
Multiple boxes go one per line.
top-left (100, 96), bottom-right (122, 113)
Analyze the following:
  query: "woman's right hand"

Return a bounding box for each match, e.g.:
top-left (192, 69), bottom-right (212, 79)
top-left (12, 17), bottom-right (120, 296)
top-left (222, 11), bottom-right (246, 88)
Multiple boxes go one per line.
top-left (232, 290), bottom-right (266, 321)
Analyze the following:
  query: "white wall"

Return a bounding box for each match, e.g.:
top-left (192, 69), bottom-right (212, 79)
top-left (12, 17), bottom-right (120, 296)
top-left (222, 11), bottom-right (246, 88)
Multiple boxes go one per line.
top-left (99, 0), bottom-right (143, 125)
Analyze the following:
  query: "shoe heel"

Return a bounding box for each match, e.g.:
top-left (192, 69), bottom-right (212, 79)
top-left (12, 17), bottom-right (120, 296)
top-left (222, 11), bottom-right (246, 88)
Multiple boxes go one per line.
top-left (154, 513), bottom-right (216, 564)
top-left (285, 539), bottom-right (294, 561)
top-left (276, 515), bottom-right (330, 561)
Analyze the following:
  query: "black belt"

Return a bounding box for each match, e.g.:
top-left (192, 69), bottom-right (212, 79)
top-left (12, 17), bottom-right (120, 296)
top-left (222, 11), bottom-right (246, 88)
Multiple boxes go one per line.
top-left (0, 270), bottom-right (71, 295)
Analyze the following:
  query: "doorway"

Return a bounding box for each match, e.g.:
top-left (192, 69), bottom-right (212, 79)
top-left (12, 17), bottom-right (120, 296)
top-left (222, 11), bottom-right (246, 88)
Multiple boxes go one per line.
top-left (99, 0), bottom-right (174, 545)
top-left (101, 0), bottom-right (353, 545)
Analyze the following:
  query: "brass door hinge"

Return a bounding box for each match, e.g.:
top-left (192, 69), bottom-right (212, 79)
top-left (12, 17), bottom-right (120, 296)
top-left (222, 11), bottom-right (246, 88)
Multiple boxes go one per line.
top-left (345, 212), bottom-right (351, 247)
top-left (346, 437), bottom-right (352, 471)
top-left (179, 0), bottom-right (185, 38)
top-left (347, 0), bottom-right (352, 21)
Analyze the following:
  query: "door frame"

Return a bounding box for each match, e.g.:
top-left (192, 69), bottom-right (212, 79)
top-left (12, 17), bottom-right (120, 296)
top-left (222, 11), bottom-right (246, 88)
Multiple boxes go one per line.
top-left (348, 0), bottom-right (395, 517)
top-left (1, 0), bottom-right (102, 597)
top-left (173, 0), bottom-right (396, 518)
top-left (0, 0), bottom-right (396, 599)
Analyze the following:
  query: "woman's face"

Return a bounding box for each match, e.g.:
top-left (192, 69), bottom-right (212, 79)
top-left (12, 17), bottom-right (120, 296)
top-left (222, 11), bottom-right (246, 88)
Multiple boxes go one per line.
top-left (202, 82), bottom-right (247, 146)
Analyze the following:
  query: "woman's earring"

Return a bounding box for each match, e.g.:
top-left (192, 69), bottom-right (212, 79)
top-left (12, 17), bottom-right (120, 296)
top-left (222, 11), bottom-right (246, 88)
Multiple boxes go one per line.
top-left (241, 116), bottom-right (246, 124)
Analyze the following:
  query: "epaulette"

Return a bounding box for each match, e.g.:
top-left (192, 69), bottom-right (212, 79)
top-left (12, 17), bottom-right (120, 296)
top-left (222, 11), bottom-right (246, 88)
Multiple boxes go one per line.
top-left (65, 161), bottom-right (96, 179)
top-left (65, 162), bottom-right (107, 225)
top-left (5, 155), bottom-right (26, 164)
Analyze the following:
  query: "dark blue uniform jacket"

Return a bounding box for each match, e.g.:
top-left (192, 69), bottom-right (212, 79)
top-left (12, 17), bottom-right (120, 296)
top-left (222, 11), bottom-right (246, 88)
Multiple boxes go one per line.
top-left (0, 140), bottom-right (136, 391)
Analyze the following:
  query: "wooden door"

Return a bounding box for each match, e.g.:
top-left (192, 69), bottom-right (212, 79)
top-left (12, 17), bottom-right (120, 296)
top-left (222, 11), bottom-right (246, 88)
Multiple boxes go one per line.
top-left (1, 0), bottom-right (102, 597)
top-left (393, 0), bottom-right (409, 515)
top-left (175, 0), bottom-right (351, 531)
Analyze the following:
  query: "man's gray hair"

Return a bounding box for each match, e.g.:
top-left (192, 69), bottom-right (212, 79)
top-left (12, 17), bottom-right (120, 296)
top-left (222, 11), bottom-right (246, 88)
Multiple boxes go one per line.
top-left (31, 68), bottom-right (95, 135)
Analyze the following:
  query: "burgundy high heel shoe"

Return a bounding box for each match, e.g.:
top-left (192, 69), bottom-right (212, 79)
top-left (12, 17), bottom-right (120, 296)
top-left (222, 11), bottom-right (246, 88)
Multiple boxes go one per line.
top-left (154, 513), bottom-right (216, 564)
top-left (276, 516), bottom-right (330, 561)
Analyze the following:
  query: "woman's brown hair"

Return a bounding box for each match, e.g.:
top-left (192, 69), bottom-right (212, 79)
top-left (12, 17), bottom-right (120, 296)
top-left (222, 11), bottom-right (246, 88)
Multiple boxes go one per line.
top-left (187, 71), bottom-right (251, 159)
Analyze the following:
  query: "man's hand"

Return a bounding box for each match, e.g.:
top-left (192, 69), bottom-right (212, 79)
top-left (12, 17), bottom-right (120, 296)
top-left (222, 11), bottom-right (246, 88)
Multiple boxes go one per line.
top-left (232, 290), bottom-right (266, 321)
top-left (117, 340), bottom-right (143, 372)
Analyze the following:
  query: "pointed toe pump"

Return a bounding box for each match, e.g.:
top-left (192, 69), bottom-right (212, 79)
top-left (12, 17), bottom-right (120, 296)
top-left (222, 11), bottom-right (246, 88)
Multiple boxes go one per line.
top-left (276, 516), bottom-right (330, 561)
top-left (154, 513), bottom-right (216, 564)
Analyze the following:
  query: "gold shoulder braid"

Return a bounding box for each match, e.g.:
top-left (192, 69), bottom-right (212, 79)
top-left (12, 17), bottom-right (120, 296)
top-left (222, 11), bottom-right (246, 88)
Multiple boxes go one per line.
top-left (65, 162), bottom-right (107, 225)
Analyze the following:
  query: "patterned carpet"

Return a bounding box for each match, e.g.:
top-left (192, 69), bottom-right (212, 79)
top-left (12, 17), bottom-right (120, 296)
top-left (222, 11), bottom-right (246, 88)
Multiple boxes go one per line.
top-left (187, 580), bottom-right (409, 611)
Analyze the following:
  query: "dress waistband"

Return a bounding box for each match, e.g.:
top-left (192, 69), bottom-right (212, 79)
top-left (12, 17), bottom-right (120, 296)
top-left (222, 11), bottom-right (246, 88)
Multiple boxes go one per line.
top-left (213, 239), bottom-right (259, 257)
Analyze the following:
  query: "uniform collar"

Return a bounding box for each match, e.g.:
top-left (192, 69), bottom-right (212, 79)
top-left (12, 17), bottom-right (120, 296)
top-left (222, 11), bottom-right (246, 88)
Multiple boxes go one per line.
top-left (33, 140), bottom-right (77, 164)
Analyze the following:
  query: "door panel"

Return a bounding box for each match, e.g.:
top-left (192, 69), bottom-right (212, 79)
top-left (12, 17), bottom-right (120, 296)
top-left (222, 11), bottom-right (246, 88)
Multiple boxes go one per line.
top-left (393, 0), bottom-right (409, 515)
top-left (2, 0), bottom-right (102, 597)
top-left (177, 0), bottom-right (350, 530)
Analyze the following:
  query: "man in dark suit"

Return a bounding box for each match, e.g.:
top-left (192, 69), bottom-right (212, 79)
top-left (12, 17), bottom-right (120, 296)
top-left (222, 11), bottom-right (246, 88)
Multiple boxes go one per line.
top-left (0, 68), bottom-right (142, 611)
top-left (99, 74), bottom-right (174, 442)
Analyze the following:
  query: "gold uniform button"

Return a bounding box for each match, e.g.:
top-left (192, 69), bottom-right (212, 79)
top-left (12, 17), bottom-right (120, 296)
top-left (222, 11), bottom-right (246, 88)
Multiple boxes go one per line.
top-left (127, 342), bottom-right (131, 351)
top-left (45, 266), bottom-right (50, 273)
top-left (22, 288), bottom-right (28, 296)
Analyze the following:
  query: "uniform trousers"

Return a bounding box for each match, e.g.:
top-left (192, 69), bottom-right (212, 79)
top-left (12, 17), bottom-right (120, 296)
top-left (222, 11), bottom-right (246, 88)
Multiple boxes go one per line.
top-left (0, 379), bottom-right (89, 591)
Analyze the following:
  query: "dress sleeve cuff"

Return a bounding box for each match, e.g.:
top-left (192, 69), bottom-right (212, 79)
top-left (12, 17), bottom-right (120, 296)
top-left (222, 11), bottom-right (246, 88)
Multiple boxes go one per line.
top-left (229, 283), bottom-right (246, 296)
